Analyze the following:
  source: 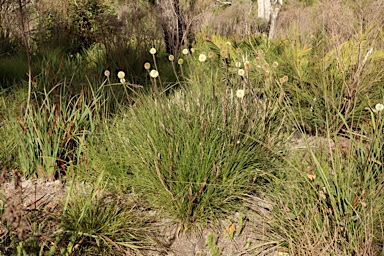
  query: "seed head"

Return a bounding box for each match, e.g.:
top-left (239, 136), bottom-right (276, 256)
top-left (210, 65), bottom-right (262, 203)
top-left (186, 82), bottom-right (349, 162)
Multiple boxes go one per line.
top-left (244, 61), bottom-right (250, 70)
top-left (236, 89), bottom-right (245, 99)
top-left (182, 48), bottom-right (189, 55)
top-left (238, 69), bottom-right (245, 77)
top-left (117, 71), bottom-right (125, 79)
top-left (150, 70), bottom-right (159, 78)
top-left (144, 62), bottom-right (151, 70)
top-left (149, 48), bottom-right (156, 55)
top-left (199, 53), bottom-right (207, 63)
top-left (375, 103), bottom-right (384, 112)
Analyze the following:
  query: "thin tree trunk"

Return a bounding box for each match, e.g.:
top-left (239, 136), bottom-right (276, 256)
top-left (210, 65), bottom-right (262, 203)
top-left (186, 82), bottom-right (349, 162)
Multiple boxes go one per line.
top-left (156, 0), bottom-right (185, 54)
top-left (268, 1), bottom-right (282, 39)
top-left (257, 0), bottom-right (283, 38)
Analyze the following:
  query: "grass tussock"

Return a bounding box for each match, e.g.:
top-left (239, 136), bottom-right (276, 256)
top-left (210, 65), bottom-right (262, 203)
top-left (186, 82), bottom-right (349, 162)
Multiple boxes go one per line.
top-left (1, 0), bottom-right (384, 254)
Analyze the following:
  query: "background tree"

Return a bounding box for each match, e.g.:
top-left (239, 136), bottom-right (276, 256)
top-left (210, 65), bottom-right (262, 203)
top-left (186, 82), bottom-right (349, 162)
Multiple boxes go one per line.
top-left (257, 0), bottom-right (283, 38)
top-left (151, 0), bottom-right (203, 54)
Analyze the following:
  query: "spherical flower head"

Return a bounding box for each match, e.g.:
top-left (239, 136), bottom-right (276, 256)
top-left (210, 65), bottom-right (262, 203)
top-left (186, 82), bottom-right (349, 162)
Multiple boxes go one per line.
top-left (236, 89), bottom-right (245, 99)
top-left (235, 62), bottom-right (241, 68)
top-left (238, 69), bottom-right (245, 77)
top-left (226, 42), bottom-right (231, 53)
top-left (104, 70), bottom-right (110, 77)
top-left (149, 48), bottom-right (156, 55)
top-left (168, 55), bottom-right (175, 61)
top-left (272, 61), bottom-right (279, 68)
top-left (375, 103), bottom-right (384, 112)
top-left (117, 71), bottom-right (125, 79)
top-left (190, 48), bottom-right (195, 53)
top-left (199, 53), bottom-right (207, 63)
top-left (262, 63), bottom-right (269, 71)
top-left (208, 52), bottom-right (214, 58)
top-left (283, 75), bottom-right (288, 82)
top-left (150, 69), bottom-right (159, 78)
top-left (178, 59), bottom-right (184, 65)
top-left (182, 48), bottom-right (189, 55)
top-left (244, 61), bottom-right (250, 70)
top-left (220, 50), bottom-right (227, 58)
top-left (144, 62), bottom-right (151, 70)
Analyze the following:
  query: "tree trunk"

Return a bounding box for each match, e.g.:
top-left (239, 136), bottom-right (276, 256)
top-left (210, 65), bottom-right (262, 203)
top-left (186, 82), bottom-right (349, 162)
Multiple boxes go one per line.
top-left (257, 0), bottom-right (282, 38)
top-left (156, 0), bottom-right (185, 55)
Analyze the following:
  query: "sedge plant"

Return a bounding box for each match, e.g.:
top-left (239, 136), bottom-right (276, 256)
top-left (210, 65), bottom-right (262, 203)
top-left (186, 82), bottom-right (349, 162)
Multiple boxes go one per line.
top-left (110, 45), bottom-right (285, 230)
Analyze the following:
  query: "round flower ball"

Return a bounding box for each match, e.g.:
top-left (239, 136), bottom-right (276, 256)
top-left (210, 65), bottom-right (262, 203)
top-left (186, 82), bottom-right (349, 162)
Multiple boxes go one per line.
top-left (150, 70), bottom-right (159, 78)
top-left (144, 62), bottom-right (151, 70)
top-left (238, 69), bottom-right (245, 77)
top-left (375, 103), bottom-right (384, 112)
top-left (236, 89), bottom-right (245, 99)
top-left (149, 48), bottom-right (156, 55)
top-left (199, 53), bottom-right (207, 63)
top-left (117, 71), bottom-right (125, 79)
top-left (104, 70), bottom-right (110, 77)
top-left (182, 48), bottom-right (189, 55)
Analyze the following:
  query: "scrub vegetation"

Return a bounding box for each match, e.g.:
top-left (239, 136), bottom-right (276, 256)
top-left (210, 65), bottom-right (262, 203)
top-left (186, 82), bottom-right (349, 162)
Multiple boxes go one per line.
top-left (1, 0), bottom-right (384, 255)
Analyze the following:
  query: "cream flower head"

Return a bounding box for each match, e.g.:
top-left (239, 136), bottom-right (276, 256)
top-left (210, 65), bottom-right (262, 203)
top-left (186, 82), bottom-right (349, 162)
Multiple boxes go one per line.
top-left (236, 89), bottom-right (245, 99)
top-left (144, 62), bottom-right (151, 70)
top-left (117, 71), bottom-right (125, 79)
top-left (178, 59), bottom-right (184, 65)
top-left (244, 61), bottom-right (250, 70)
top-left (199, 53), bottom-right (207, 63)
top-left (168, 55), bottom-right (175, 61)
top-left (104, 70), bottom-right (110, 77)
top-left (235, 62), bottom-right (241, 68)
top-left (238, 69), bottom-right (245, 77)
top-left (182, 48), bottom-right (189, 55)
top-left (150, 70), bottom-right (159, 78)
top-left (375, 103), bottom-right (384, 112)
top-left (149, 48), bottom-right (156, 55)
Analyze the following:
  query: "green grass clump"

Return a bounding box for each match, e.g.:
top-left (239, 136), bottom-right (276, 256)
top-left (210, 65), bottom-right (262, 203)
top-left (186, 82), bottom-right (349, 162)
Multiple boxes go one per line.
top-left (60, 175), bottom-right (155, 255)
top-left (268, 105), bottom-right (384, 255)
top-left (112, 66), bottom-right (284, 229)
